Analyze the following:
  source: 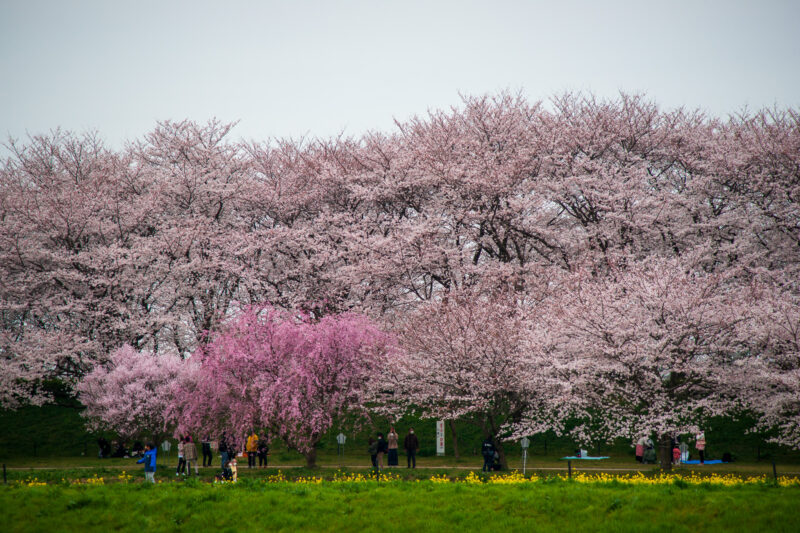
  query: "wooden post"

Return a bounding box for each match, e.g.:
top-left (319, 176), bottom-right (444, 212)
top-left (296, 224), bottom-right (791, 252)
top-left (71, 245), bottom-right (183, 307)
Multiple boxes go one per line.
top-left (568, 460), bottom-right (572, 479)
top-left (772, 460), bottom-right (778, 483)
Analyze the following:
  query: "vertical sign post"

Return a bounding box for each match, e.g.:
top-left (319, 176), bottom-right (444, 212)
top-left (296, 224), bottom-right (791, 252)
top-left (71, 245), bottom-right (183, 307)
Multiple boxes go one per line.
top-left (436, 420), bottom-right (445, 456)
top-left (161, 440), bottom-right (171, 468)
top-left (520, 437), bottom-right (530, 475)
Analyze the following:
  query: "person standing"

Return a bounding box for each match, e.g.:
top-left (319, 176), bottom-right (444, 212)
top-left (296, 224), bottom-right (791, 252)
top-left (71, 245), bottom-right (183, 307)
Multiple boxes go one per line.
top-left (387, 427), bottom-right (399, 467)
top-left (695, 431), bottom-right (706, 464)
top-left (376, 433), bottom-right (388, 470)
top-left (634, 436), bottom-right (646, 463)
top-left (404, 427), bottom-right (419, 469)
top-left (482, 437), bottom-right (496, 472)
top-left (246, 432), bottom-right (259, 469)
top-left (368, 437), bottom-right (378, 468)
top-left (257, 436), bottom-right (269, 468)
top-left (219, 433), bottom-right (230, 469)
top-left (137, 443), bottom-right (157, 483)
top-left (201, 436), bottom-right (213, 467)
top-left (184, 436), bottom-right (199, 475)
top-left (176, 436), bottom-right (186, 476)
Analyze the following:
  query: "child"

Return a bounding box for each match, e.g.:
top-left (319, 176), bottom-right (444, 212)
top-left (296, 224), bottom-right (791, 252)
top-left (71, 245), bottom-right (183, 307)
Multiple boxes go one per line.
top-left (136, 442), bottom-right (157, 483)
top-left (672, 445), bottom-right (681, 465)
top-left (228, 456), bottom-right (238, 482)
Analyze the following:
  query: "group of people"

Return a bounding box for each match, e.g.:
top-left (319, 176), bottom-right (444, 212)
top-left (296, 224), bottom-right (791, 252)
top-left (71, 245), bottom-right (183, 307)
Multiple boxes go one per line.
top-left (175, 435), bottom-right (199, 476)
top-left (97, 437), bottom-right (145, 459)
top-left (216, 431), bottom-right (269, 481)
top-left (634, 431), bottom-right (706, 465)
top-left (368, 427), bottom-right (419, 469)
top-left (245, 432), bottom-right (270, 468)
top-left (132, 431), bottom-right (269, 483)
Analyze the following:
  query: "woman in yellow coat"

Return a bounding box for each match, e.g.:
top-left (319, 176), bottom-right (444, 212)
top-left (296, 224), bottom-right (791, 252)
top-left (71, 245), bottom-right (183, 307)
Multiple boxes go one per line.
top-left (246, 433), bottom-right (259, 469)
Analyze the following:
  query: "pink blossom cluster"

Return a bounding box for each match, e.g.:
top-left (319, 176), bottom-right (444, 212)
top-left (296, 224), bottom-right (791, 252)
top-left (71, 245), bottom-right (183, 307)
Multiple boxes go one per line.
top-left (169, 305), bottom-right (393, 467)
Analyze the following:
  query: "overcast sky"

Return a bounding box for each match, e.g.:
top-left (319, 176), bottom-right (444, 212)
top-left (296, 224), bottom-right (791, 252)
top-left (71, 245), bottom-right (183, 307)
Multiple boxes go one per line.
top-left (1, 0), bottom-right (798, 150)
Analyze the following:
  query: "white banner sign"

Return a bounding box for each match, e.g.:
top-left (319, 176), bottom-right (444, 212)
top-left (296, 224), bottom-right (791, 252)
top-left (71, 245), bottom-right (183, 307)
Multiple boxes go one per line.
top-left (436, 420), bottom-right (445, 456)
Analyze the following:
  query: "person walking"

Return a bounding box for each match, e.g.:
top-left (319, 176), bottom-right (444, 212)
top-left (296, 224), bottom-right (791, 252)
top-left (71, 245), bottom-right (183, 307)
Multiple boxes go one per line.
top-left (184, 436), bottom-right (199, 475)
top-left (201, 436), bottom-right (213, 467)
top-left (246, 432), bottom-right (259, 469)
top-left (137, 442), bottom-right (157, 483)
top-left (482, 437), bottom-right (496, 472)
top-left (387, 427), bottom-right (399, 467)
top-left (695, 431), bottom-right (706, 464)
top-left (403, 427), bottom-right (419, 469)
top-left (176, 436), bottom-right (186, 476)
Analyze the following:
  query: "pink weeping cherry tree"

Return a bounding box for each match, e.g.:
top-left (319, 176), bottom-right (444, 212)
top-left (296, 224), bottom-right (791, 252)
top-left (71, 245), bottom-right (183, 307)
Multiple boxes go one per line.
top-left (77, 344), bottom-right (189, 445)
top-left (173, 305), bottom-right (395, 468)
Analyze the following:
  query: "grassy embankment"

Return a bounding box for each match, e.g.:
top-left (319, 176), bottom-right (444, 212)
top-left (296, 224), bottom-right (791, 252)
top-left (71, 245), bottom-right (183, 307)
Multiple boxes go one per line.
top-left (2, 471), bottom-right (800, 532)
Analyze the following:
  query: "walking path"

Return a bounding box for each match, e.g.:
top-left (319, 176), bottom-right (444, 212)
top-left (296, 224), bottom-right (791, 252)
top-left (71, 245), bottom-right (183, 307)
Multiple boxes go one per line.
top-left (7, 464), bottom-right (799, 474)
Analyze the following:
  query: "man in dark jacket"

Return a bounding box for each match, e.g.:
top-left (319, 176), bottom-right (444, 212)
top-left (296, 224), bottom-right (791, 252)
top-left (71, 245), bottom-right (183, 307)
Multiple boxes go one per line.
top-left (257, 437), bottom-right (269, 468)
top-left (219, 433), bottom-right (230, 468)
top-left (482, 437), bottom-right (495, 472)
top-left (376, 433), bottom-right (388, 469)
top-left (403, 428), bottom-right (419, 469)
top-left (201, 436), bottom-right (213, 467)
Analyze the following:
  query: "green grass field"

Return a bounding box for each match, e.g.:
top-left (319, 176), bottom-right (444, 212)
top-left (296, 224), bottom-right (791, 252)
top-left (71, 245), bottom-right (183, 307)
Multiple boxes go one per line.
top-left (3, 405), bottom-right (800, 531)
top-left (2, 474), bottom-right (799, 532)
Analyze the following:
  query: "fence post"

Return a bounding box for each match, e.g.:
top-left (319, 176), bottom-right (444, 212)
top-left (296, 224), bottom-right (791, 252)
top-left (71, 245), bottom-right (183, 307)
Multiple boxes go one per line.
top-left (772, 460), bottom-right (778, 483)
top-left (568, 460), bottom-right (572, 479)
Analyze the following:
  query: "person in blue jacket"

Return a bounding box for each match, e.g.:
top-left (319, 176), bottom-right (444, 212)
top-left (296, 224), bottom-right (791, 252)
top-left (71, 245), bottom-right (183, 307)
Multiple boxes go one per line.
top-left (137, 442), bottom-right (157, 483)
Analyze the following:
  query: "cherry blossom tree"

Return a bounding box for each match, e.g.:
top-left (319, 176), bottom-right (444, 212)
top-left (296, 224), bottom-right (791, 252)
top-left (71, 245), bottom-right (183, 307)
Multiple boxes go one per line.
top-left (735, 278), bottom-right (800, 449)
top-left (0, 131), bottom-right (158, 404)
top-left (529, 257), bottom-right (765, 467)
top-left (381, 286), bottom-right (569, 470)
top-left (77, 344), bottom-right (187, 443)
top-left (3, 92), bottom-right (798, 434)
top-left (173, 305), bottom-right (394, 468)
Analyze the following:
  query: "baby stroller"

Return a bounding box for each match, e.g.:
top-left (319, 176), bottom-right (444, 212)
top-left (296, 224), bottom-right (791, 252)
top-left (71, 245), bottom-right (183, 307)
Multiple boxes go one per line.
top-left (216, 458), bottom-right (237, 482)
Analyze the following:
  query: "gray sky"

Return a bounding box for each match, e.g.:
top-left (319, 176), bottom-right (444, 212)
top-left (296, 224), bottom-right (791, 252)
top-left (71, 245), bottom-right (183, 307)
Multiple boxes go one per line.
top-left (1, 0), bottom-right (798, 150)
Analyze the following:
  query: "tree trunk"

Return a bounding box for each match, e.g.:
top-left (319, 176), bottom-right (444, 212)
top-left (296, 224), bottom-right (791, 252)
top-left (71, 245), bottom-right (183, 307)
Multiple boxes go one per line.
top-left (448, 419), bottom-right (460, 459)
top-left (486, 414), bottom-right (507, 470)
top-left (659, 434), bottom-right (672, 471)
top-left (303, 447), bottom-right (318, 469)
top-left (495, 440), bottom-right (508, 470)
